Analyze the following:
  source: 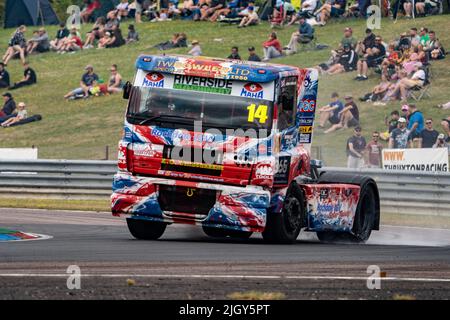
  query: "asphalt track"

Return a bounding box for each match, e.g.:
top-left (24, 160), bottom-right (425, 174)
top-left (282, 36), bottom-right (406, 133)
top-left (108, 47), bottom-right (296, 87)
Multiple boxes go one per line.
top-left (0, 208), bottom-right (449, 299)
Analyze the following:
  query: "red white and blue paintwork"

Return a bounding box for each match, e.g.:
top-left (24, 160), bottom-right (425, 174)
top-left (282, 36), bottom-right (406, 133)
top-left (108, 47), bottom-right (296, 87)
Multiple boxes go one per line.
top-left (112, 55), bottom-right (361, 233)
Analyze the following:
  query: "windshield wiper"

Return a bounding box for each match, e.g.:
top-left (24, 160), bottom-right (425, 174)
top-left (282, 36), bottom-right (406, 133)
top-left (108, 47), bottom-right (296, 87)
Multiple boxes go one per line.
top-left (127, 114), bottom-right (197, 125)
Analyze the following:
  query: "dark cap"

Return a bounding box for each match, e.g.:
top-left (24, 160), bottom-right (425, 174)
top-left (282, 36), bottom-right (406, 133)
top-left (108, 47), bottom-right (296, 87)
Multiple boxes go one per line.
top-left (354, 126), bottom-right (362, 131)
top-left (2, 92), bottom-right (12, 98)
top-left (365, 28), bottom-right (372, 33)
top-left (248, 46), bottom-right (255, 51)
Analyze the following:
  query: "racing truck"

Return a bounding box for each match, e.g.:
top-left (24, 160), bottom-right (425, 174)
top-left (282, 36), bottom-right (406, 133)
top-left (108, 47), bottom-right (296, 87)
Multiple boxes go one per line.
top-left (111, 55), bottom-right (380, 244)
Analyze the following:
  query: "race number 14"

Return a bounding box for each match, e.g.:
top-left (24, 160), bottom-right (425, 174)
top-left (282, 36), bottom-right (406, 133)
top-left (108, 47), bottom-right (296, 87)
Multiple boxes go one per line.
top-left (247, 104), bottom-right (268, 124)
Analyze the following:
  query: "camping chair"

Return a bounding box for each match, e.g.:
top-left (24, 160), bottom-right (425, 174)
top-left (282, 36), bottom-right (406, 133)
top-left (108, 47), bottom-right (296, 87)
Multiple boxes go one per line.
top-left (409, 65), bottom-right (432, 101)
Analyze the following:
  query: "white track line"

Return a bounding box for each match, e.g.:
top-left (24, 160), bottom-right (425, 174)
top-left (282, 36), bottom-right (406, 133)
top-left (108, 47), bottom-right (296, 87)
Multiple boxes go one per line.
top-left (0, 274), bottom-right (449, 283)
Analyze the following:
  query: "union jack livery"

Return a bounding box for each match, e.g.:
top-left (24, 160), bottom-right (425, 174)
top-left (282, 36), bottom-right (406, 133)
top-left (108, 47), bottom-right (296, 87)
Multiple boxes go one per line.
top-left (112, 55), bottom-right (380, 243)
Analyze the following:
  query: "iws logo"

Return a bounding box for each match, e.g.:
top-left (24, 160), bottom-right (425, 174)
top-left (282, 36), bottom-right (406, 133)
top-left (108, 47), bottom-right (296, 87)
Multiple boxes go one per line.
top-left (143, 72), bottom-right (164, 88)
top-left (240, 82), bottom-right (264, 99)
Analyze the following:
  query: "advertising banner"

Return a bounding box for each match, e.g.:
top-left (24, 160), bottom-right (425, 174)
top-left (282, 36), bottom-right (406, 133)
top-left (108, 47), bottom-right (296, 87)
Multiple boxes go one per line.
top-left (382, 148), bottom-right (449, 172)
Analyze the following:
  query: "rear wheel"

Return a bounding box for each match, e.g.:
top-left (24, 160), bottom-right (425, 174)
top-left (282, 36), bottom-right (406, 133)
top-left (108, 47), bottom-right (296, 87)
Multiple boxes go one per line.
top-left (126, 218), bottom-right (167, 240)
top-left (262, 184), bottom-right (305, 244)
top-left (316, 184), bottom-right (377, 244)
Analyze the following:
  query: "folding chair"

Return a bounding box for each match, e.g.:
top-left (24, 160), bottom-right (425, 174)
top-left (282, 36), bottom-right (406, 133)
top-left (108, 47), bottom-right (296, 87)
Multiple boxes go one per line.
top-left (409, 84), bottom-right (431, 101)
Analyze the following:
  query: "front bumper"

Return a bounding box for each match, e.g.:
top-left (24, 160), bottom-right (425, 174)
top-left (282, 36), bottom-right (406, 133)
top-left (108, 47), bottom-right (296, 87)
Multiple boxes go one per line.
top-left (111, 172), bottom-right (271, 232)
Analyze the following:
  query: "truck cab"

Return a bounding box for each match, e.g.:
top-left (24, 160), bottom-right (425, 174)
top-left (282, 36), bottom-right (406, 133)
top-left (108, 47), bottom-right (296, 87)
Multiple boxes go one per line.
top-left (112, 55), bottom-right (380, 243)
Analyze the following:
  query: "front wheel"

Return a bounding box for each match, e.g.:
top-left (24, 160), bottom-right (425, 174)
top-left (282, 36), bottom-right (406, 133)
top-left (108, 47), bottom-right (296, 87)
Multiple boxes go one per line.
top-left (126, 218), bottom-right (167, 240)
top-left (262, 184), bottom-right (305, 244)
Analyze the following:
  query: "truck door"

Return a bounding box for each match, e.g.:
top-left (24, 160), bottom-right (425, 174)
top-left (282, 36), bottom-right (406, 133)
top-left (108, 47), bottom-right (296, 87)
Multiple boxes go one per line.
top-left (274, 77), bottom-right (298, 186)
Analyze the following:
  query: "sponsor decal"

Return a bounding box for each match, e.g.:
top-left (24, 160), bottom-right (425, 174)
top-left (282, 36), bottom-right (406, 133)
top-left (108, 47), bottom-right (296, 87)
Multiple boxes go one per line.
top-left (133, 144), bottom-right (155, 157)
top-left (274, 156), bottom-right (290, 184)
top-left (255, 164), bottom-right (274, 179)
top-left (299, 133), bottom-right (312, 143)
top-left (240, 82), bottom-right (264, 99)
top-left (173, 74), bottom-right (233, 94)
top-left (317, 202), bottom-right (343, 213)
top-left (382, 148), bottom-right (448, 172)
top-left (319, 189), bottom-right (329, 200)
top-left (161, 158), bottom-right (223, 171)
top-left (299, 126), bottom-right (313, 134)
top-left (142, 72), bottom-right (165, 88)
top-left (299, 99), bottom-right (316, 113)
top-left (299, 118), bottom-right (314, 126)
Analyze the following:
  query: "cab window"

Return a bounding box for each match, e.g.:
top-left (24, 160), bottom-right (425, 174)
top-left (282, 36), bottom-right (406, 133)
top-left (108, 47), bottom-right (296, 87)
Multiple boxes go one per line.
top-left (277, 79), bottom-right (297, 130)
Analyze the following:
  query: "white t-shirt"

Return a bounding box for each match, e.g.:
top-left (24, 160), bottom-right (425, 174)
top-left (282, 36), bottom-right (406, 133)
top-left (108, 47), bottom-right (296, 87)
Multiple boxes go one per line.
top-left (248, 11), bottom-right (259, 20)
top-left (302, 0), bottom-right (318, 11)
top-left (18, 109), bottom-right (27, 119)
top-left (117, 2), bottom-right (129, 10)
top-left (411, 69), bottom-right (425, 81)
top-left (189, 45), bottom-right (202, 56)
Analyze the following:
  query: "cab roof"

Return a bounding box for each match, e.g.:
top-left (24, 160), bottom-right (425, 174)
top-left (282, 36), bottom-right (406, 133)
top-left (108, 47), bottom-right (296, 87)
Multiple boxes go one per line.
top-left (135, 54), bottom-right (301, 83)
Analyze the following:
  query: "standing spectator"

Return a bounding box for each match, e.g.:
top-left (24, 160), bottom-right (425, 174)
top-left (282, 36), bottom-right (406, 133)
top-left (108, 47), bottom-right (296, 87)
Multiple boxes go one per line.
top-left (419, 118), bottom-right (440, 148)
top-left (1, 102), bottom-right (27, 127)
top-left (126, 24), bottom-right (140, 44)
top-left (227, 46), bottom-right (241, 60)
top-left (9, 62), bottom-right (37, 90)
top-left (188, 40), bottom-right (202, 56)
top-left (355, 36), bottom-right (386, 81)
top-left (50, 23), bottom-right (70, 51)
top-left (2, 25), bottom-right (27, 66)
top-left (26, 28), bottom-right (50, 54)
top-left (262, 32), bottom-right (282, 61)
top-left (247, 46), bottom-right (261, 62)
top-left (389, 117), bottom-right (410, 149)
top-left (134, 0), bottom-right (144, 23)
top-left (380, 110), bottom-right (400, 141)
top-left (238, 6), bottom-right (259, 28)
top-left (325, 94), bottom-right (359, 133)
top-left (285, 17), bottom-right (314, 55)
top-left (407, 104), bottom-right (424, 147)
top-left (317, 92), bottom-right (343, 128)
top-left (64, 65), bottom-right (99, 100)
top-left (365, 131), bottom-right (383, 168)
top-left (0, 93), bottom-right (16, 119)
top-left (346, 126), bottom-right (366, 169)
top-left (0, 63), bottom-right (10, 89)
top-left (433, 134), bottom-right (449, 151)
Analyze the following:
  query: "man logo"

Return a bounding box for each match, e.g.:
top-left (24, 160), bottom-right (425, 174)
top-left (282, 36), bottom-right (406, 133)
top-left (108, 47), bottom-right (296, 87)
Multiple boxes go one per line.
top-left (143, 72), bottom-right (164, 88)
top-left (241, 82), bottom-right (264, 99)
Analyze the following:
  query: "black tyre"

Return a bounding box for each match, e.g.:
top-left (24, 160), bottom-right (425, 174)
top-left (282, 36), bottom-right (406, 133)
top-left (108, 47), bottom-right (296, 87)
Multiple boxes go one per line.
top-left (202, 226), bottom-right (229, 238)
top-left (262, 184), bottom-right (305, 244)
top-left (126, 218), bottom-right (167, 240)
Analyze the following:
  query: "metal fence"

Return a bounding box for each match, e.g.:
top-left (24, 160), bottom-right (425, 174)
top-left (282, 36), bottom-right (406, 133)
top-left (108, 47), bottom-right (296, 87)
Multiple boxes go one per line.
top-left (0, 160), bottom-right (449, 216)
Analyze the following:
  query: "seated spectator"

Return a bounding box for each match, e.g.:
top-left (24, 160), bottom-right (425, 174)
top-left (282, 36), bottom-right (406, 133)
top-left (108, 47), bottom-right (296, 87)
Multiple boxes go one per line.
top-left (106, 28), bottom-right (125, 48)
top-left (247, 46), bottom-right (261, 61)
top-left (416, 0), bottom-right (440, 16)
top-left (346, 126), bottom-right (366, 169)
top-left (356, 28), bottom-right (376, 56)
top-left (1, 102), bottom-right (27, 127)
top-left (134, 0), bottom-right (144, 23)
top-left (117, 0), bottom-right (130, 20)
top-left (271, 0), bottom-right (296, 26)
top-left (403, 0), bottom-right (414, 18)
top-left (0, 93), bottom-right (16, 120)
top-left (340, 27), bottom-right (357, 50)
top-left (2, 25), bottom-right (27, 66)
top-left (201, 0), bottom-right (226, 21)
top-left (419, 118), bottom-right (440, 148)
top-left (105, 10), bottom-right (121, 32)
top-left (365, 131), bottom-right (383, 168)
top-left (180, 0), bottom-right (202, 21)
top-left (284, 17), bottom-right (314, 55)
top-left (436, 101), bottom-right (450, 110)
top-left (360, 74), bottom-right (391, 103)
top-left (26, 28), bottom-right (50, 54)
top-left (154, 33), bottom-right (188, 50)
top-left (57, 30), bottom-right (83, 54)
top-left (419, 27), bottom-right (430, 46)
top-left (50, 23), bottom-right (70, 51)
top-left (0, 63), bottom-right (10, 89)
top-left (84, 18), bottom-right (106, 49)
top-left (9, 62), bottom-right (37, 90)
top-left (389, 117), bottom-right (410, 149)
top-left (227, 46), bottom-right (241, 59)
top-left (355, 36), bottom-right (386, 81)
top-left (317, 92), bottom-right (344, 128)
top-left (324, 94), bottom-right (360, 133)
top-left (423, 30), bottom-right (445, 60)
top-left (262, 32), bottom-right (283, 61)
top-left (100, 64), bottom-right (124, 95)
top-left (98, 32), bottom-right (114, 49)
top-left (81, 0), bottom-right (102, 23)
top-left (387, 64), bottom-right (426, 101)
top-left (315, 0), bottom-right (346, 26)
top-left (167, 2), bottom-right (182, 18)
top-left (188, 40), bottom-right (202, 56)
top-left (238, 6), bottom-right (259, 27)
top-left (324, 44), bottom-right (357, 75)
top-left (126, 24), bottom-right (140, 44)
top-left (409, 27), bottom-right (421, 47)
top-left (64, 65), bottom-right (99, 100)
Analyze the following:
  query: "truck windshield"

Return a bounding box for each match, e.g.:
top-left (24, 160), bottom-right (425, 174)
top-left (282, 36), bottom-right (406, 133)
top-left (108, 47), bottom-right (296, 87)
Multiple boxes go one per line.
top-left (127, 86), bottom-right (274, 133)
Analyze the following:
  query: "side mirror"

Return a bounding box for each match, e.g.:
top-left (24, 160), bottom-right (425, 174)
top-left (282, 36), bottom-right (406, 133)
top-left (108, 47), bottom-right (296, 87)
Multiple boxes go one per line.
top-left (123, 81), bottom-right (132, 100)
